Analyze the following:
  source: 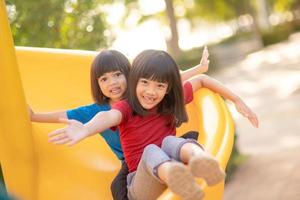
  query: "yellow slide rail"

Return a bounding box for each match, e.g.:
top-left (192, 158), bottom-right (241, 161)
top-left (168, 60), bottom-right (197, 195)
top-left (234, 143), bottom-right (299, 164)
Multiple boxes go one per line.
top-left (0, 1), bottom-right (234, 199)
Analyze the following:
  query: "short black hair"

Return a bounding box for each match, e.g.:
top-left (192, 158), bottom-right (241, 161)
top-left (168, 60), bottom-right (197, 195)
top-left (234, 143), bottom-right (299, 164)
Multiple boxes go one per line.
top-left (90, 50), bottom-right (130, 104)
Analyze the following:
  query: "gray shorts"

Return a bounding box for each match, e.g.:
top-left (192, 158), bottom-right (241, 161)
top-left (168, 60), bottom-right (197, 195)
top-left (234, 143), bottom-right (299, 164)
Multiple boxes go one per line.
top-left (126, 136), bottom-right (199, 200)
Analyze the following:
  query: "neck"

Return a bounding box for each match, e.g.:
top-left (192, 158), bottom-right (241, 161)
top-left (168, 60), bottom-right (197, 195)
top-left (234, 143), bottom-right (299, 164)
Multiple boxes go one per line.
top-left (109, 98), bottom-right (120, 105)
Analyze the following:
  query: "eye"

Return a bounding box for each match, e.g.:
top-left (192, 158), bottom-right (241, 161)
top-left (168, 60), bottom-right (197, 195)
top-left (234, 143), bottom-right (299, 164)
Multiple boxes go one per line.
top-left (115, 72), bottom-right (123, 77)
top-left (140, 79), bottom-right (148, 84)
top-left (99, 77), bottom-right (107, 82)
top-left (158, 83), bottom-right (167, 89)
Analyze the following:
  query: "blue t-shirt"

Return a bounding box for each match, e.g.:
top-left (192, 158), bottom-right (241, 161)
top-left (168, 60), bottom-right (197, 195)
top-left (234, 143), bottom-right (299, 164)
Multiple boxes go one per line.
top-left (66, 103), bottom-right (124, 160)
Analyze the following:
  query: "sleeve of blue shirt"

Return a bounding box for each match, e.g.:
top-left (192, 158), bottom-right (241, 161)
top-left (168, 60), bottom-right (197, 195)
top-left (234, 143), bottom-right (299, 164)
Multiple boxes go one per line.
top-left (66, 103), bottom-right (124, 160)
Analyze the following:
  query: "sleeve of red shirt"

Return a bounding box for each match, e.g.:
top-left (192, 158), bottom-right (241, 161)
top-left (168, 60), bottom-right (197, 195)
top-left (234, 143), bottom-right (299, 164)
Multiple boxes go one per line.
top-left (111, 100), bottom-right (132, 124)
top-left (110, 100), bottom-right (131, 130)
top-left (183, 81), bottom-right (194, 104)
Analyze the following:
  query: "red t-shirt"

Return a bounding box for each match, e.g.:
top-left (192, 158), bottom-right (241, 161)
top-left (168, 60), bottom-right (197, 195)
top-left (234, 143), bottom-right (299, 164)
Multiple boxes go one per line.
top-left (112, 81), bottom-right (193, 172)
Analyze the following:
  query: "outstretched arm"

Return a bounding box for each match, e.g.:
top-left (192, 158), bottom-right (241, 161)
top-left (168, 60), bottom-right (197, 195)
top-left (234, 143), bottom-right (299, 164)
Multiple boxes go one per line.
top-left (189, 74), bottom-right (259, 128)
top-left (180, 46), bottom-right (209, 82)
top-left (48, 109), bottom-right (122, 146)
top-left (29, 105), bottom-right (67, 123)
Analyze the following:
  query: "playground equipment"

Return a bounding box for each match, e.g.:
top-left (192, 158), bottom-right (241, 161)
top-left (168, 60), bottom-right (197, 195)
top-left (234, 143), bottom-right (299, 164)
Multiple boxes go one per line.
top-left (0, 1), bottom-right (234, 199)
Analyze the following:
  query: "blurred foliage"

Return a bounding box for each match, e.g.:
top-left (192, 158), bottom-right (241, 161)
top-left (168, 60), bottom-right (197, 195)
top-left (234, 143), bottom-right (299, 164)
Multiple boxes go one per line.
top-left (270, 0), bottom-right (300, 12)
top-left (176, 46), bottom-right (217, 74)
top-left (184, 0), bottom-right (251, 23)
top-left (217, 31), bottom-right (253, 45)
top-left (262, 20), bottom-right (300, 46)
top-left (6, 0), bottom-right (115, 50)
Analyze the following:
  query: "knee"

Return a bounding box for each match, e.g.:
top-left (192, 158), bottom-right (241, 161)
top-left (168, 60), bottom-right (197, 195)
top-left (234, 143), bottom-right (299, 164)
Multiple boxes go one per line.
top-left (162, 135), bottom-right (172, 144)
top-left (143, 144), bottom-right (158, 155)
top-left (161, 135), bottom-right (176, 149)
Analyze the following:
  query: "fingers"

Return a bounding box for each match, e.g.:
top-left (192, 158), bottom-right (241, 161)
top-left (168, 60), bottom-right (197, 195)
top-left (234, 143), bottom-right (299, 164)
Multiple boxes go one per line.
top-left (49, 127), bottom-right (66, 137)
top-left (48, 130), bottom-right (74, 145)
top-left (242, 108), bottom-right (259, 128)
top-left (52, 137), bottom-right (72, 145)
top-left (49, 133), bottom-right (68, 141)
top-left (203, 46), bottom-right (209, 56)
top-left (236, 104), bottom-right (259, 128)
top-left (248, 113), bottom-right (259, 128)
top-left (48, 127), bottom-right (72, 144)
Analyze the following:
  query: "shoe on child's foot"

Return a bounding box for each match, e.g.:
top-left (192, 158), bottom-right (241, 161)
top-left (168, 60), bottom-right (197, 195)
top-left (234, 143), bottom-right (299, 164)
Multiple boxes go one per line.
top-left (165, 162), bottom-right (204, 200)
top-left (189, 153), bottom-right (226, 186)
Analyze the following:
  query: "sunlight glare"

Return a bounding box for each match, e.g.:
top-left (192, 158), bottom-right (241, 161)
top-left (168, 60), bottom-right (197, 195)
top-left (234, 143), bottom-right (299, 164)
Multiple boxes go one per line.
top-left (112, 20), bottom-right (166, 59)
top-left (139, 0), bottom-right (165, 15)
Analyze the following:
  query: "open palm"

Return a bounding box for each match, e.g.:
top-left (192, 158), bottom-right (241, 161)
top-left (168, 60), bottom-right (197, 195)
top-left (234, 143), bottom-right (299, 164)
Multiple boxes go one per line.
top-left (48, 118), bottom-right (89, 146)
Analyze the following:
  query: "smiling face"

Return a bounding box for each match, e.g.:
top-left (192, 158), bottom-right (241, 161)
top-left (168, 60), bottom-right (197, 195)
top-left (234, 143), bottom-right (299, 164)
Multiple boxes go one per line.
top-left (98, 70), bottom-right (127, 104)
top-left (136, 78), bottom-right (168, 110)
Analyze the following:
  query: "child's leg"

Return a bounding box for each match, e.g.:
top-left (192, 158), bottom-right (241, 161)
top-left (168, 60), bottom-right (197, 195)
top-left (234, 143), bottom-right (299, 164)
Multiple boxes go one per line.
top-left (111, 161), bottom-right (129, 200)
top-left (127, 144), bottom-right (168, 200)
top-left (127, 144), bottom-right (203, 200)
top-left (161, 135), bottom-right (225, 186)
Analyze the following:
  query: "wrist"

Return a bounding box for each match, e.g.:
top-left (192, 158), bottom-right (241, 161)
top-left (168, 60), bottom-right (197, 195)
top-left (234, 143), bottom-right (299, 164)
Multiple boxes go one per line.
top-left (232, 95), bottom-right (242, 104)
top-left (84, 125), bottom-right (93, 137)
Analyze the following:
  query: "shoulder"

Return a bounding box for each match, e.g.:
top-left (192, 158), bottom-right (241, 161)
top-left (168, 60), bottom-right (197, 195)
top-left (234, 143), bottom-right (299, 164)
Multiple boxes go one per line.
top-left (66, 103), bottom-right (111, 122)
top-left (111, 100), bottom-right (132, 123)
top-left (112, 100), bottom-right (130, 110)
top-left (89, 103), bottom-right (111, 111)
top-left (69, 103), bottom-right (110, 113)
top-left (183, 81), bottom-right (192, 91)
top-left (182, 81), bottom-right (193, 104)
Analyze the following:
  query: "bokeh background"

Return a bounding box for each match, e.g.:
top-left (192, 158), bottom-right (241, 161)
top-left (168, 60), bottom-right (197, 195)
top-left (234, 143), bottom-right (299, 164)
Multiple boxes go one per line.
top-left (2, 0), bottom-right (300, 199)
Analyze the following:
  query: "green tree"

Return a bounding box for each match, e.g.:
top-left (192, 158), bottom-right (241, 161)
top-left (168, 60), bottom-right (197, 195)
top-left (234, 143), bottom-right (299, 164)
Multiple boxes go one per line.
top-left (270, 0), bottom-right (300, 12)
top-left (6, 0), bottom-right (114, 50)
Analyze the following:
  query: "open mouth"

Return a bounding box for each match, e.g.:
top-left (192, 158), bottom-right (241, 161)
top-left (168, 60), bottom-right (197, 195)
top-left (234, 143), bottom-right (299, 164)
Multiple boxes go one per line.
top-left (142, 95), bottom-right (156, 105)
top-left (110, 87), bottom-right (122, 95)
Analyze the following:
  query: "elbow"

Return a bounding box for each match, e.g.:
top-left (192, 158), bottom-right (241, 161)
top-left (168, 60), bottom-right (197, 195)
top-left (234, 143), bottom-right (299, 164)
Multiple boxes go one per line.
top-left (197, 74), bottom-right (208, 86)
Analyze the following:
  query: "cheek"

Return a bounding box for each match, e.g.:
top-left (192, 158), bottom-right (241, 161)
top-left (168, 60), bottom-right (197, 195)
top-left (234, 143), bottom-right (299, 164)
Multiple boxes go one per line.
top-left (159, 88), bottom-right (168, 98)
top-left (121, 78), bottom-right (127, 88)
top-left (98, 81), bottom-right (108, 95)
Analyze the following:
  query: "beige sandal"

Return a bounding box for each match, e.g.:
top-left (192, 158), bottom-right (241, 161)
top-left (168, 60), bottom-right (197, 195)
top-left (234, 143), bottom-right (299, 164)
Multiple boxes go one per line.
top-left (189, 153), bottom-right (226, 186)
top-left (165, 162), bottom-right (204, 200)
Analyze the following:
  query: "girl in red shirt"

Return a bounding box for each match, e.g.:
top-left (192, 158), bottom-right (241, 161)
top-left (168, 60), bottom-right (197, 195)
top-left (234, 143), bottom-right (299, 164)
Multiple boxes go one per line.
top-left (49, 50), bottom-right (258, 200)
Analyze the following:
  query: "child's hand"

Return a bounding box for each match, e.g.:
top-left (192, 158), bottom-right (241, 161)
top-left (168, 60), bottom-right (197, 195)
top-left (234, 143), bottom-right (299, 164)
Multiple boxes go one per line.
top-left (234, 99), bottom-right (259, 128)
top-left (199, 46), bottom-right (209, 73)
top-left (48, 118), bottom-right (90, 146)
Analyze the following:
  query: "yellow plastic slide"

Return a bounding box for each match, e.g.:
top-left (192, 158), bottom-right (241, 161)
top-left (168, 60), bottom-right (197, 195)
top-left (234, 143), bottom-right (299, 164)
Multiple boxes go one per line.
top-left (0, 1), bottom-right (234, 199)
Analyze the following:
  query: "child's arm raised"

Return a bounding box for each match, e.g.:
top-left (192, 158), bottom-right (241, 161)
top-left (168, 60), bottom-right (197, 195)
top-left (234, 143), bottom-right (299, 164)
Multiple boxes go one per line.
top-left (48, 109), bottom-right (122, 146)
top-left (29, 105), bottom-right (67, 123)
top-left (189, 74), bottom-right (259, 128)
top-left (180, 46), bottom-right (209, 82)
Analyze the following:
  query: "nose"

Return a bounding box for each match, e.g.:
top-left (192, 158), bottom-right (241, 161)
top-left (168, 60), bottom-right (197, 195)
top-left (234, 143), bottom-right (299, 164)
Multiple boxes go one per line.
top-left (109, 77), bottom-right (118, 85)
top-left (145, 86), bottom-right (156, 96)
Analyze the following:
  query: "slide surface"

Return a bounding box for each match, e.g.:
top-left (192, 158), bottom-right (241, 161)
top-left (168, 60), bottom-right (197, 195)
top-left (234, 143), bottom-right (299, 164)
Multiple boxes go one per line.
top-left (1, 47), bottom-right (234, 200)
top-left (0, 2), bottom-right (234, 199)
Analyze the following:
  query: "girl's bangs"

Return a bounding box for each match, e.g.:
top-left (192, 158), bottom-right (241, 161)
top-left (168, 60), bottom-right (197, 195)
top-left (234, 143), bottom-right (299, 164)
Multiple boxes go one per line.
top-left (95, 59), bottom-right (126, 78)
top-left (140, 57), bottom-right (172, 83)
